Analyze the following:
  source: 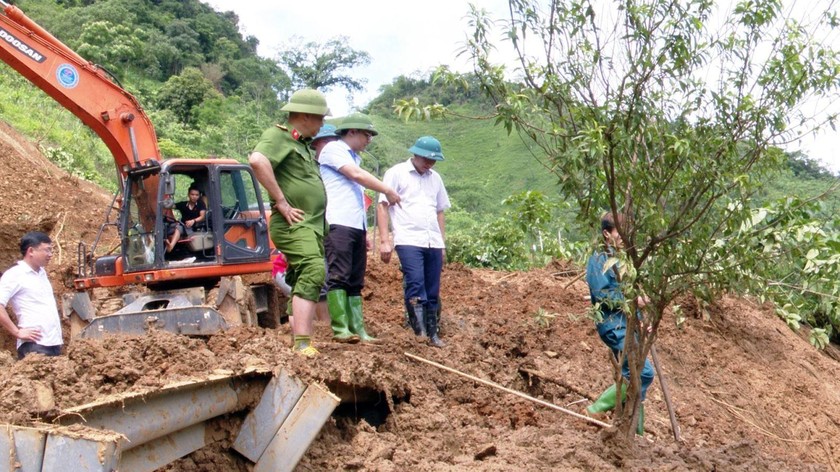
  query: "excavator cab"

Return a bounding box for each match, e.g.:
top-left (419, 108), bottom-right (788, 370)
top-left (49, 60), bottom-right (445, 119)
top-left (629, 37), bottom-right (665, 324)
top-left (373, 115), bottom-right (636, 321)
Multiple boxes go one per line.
top-left (121, 160), bottom-right (271, 282)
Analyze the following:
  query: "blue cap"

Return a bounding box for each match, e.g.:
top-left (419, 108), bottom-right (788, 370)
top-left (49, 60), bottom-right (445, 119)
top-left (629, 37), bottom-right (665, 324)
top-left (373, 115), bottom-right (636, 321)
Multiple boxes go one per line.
top-left (312, 124), bottom-right (338, 143)
top-left (408, 136), bottom-right (445, 161)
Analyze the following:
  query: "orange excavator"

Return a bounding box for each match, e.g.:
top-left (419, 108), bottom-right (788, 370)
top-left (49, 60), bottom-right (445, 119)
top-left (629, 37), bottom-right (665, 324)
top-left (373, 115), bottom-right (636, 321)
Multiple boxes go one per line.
top-left (0, 2), bottom-right (284, 337)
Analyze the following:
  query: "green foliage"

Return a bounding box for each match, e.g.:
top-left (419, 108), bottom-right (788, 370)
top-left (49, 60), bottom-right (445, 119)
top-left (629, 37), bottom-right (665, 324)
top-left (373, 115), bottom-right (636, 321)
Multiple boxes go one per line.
top-left (156, 67), bottom-right (218, 126)
top-left (1, 0), bottom-right (288, 179)
top-left (532, 307), bottom-right (557, 329)
top-left (76, 20), bottom-right (144, 74)
top-left (727, 197), bottom-right (840, 344)
top-left (41, 145), bottom-right (108, 186)
top-left (369, 73), bottom-right (495, 116)
top-left (445, 192), bottom-right (588, 270)
top-left (428, 0), bottom-right (840, 439)
top-left (277, 36), bottom-right (371, 95)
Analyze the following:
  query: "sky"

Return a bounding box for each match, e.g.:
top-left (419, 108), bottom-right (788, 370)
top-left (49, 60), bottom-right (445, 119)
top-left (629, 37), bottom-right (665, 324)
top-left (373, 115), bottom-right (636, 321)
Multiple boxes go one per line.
top-left (203, 0), bottom-right (509, 115)
top-left (203, 0), bottom-right (840, 173)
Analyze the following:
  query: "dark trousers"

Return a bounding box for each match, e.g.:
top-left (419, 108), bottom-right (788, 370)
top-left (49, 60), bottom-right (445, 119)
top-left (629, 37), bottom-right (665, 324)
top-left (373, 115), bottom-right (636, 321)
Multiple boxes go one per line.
top-left (324, 225), bottom-right (367, 296)
top-left (596, 313), bottom-right (655, 401)
top-left (17, 342), bottom-right (61, 360)
top-left (396, 245), bottom-right (443, 312)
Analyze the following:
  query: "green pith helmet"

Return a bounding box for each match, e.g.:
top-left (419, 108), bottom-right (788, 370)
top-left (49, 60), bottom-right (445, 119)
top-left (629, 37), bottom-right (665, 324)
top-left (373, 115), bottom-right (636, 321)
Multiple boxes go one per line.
top-left (280, 89), bottom-right (330, 116)
top-left (409, 136), bottom-right (445, 161)
top-left (335, 112), bottom-right (378, 136)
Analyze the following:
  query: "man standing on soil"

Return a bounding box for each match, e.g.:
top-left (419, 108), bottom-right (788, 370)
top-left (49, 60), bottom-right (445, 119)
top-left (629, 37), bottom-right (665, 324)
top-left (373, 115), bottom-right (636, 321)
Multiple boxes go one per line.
top-left (377, 136), bottom-right (450, 348)
top-left (276, 124), bottom-right (341, 328)
top-left (0, 231), bottom-right (63, 359)
top-left (584, 211), bottom-right (655, 435)
top-left (319, 113), bottom-right (400, 344)
top-left (249, 88), bottom-right (330, 357)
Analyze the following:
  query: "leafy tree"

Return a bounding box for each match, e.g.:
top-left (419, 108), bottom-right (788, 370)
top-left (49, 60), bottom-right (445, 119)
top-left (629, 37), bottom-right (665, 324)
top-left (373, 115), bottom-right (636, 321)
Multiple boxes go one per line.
top-left (369, 73), bottom-right (495, 115)
top-left (276, 36), bottom-right (371, 97)
top-left (399, 0), bottom-right (840, 440)
top-left (163, 19), bottom-right (204, 72)
top-left (786, 151), bottom-right (837, 179)
top-left (76, 21), bottom-right (144, 74)
top-left (156, 67), bottom-right (217, 126)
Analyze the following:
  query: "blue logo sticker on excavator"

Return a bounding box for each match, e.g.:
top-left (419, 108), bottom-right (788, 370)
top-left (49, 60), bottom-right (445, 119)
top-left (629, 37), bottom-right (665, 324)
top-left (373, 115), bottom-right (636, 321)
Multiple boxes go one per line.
top-left (56, 63), bottom-right (79, 88)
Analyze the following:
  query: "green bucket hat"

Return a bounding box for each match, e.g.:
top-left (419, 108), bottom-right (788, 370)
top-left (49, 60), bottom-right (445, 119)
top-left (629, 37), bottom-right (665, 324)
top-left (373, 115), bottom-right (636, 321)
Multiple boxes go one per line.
top-left (335, 112), bottom-right (378, 136)
top-left (281, 89), bottom-right (331, 116)
top-left (408, 136), bottom-right (444, 161)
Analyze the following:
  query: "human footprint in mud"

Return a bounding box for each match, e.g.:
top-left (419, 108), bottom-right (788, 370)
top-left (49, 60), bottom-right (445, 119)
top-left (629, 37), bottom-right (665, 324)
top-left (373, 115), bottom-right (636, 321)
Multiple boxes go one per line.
top-left (0, 231), bottom-right (63, 359)
top-left (584, 211), bottom-right (655, 435)
top-left (377, 136), bottom-right (450, 348)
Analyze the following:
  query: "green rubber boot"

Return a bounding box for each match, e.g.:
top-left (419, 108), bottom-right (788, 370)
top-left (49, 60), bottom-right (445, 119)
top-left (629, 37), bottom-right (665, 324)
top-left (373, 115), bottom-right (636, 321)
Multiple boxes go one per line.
top-left (636, 404), bottom-right (645, 436)
top-left (586, 383), bottom-right (627, 415)
top-left (348, 295), bottom-right (380, 343)
top-left (327, 290), bottom-right (360, 343)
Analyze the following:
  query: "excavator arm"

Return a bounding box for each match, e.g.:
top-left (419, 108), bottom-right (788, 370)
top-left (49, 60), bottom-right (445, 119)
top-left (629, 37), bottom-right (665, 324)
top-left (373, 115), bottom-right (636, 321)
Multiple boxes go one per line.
top-left (0, 2), bottom-right (161, 176)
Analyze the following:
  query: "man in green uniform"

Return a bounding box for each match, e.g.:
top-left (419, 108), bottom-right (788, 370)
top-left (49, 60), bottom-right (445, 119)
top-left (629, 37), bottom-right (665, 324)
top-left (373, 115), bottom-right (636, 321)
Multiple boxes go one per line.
top-left (249, 89), bottom-right (330, 357)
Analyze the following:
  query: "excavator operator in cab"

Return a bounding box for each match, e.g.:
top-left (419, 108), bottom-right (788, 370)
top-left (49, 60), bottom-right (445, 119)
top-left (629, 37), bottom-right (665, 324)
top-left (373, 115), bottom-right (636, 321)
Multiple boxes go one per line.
top-left (176, 184), bottom-right (207, 231)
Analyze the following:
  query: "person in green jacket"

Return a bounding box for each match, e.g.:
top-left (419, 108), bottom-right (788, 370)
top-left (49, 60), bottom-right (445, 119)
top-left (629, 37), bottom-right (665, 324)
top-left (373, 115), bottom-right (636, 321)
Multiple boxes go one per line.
top-left (249, 89), bottom-right (330, 357)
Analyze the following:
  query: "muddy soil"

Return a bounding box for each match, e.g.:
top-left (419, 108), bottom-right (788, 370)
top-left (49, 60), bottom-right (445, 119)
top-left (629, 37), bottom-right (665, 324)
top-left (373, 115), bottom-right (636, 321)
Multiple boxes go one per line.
top-left (0, 121), bottom-right (838, 471)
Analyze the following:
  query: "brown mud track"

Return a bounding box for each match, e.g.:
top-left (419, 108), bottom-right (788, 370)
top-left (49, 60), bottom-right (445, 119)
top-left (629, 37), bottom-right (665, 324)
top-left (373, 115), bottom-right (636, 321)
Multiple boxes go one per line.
top-left (1, 121), bottom-right (839, 470)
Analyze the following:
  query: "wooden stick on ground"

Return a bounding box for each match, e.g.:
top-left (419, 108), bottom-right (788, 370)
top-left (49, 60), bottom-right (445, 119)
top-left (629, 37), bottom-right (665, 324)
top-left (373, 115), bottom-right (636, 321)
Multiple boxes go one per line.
top-left (518, 367), bottom-right (594, 401)
top-left (405, 352), bottom-right (611, 429)
top-left (650, 345), bottom-right (681, 441)
top-left (563, 270), bottom-right (586, 290)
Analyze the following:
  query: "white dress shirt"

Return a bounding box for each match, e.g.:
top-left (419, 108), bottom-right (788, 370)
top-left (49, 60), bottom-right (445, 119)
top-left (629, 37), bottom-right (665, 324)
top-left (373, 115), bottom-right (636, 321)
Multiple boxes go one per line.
top-left (320, 140), bottom-right (367, 230)
top-left (0, 261), bottom-right (62, 348)
top-left (380, 159), bottom-right (450, 248)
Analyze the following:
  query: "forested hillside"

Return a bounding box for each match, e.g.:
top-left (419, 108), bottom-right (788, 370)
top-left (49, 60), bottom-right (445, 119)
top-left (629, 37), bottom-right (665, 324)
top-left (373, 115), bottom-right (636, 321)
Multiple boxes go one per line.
top-left (2, 0), bottom-right (837, 218)
top-left (4, 0), bottom-right (286, 188)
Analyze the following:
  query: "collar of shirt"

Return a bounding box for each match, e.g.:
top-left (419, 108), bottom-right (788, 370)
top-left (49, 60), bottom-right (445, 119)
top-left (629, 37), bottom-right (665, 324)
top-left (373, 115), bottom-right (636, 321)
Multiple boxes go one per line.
top-left (405, 158), bottom-right (435, 177)
top-left (290, 127), bottom-right (313, 145)
top-left (321, 139), bottom-right (358, 164)
top-left (17, 260), bottom-right (42, 275)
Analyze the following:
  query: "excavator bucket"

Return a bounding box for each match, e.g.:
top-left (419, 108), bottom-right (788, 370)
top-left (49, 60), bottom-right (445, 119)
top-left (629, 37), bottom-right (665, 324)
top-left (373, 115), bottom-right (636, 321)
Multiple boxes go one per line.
top-left (63, 277), bottom-right (281, 338)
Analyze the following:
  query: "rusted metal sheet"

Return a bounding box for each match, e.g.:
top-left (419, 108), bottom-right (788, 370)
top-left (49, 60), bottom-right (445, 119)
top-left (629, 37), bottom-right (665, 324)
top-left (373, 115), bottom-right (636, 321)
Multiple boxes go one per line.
top-left (233, 370), bottom-right (306, 462)
top-left (118, 423), bottom-right (205, 472)
top-left (253, 383), bottom-right (340, 472)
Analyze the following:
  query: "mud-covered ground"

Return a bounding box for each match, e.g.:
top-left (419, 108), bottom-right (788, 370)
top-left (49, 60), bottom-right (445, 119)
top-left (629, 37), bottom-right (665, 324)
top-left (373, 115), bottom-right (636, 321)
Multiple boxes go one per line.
top-left (1, 121), bottom-right (839, 471)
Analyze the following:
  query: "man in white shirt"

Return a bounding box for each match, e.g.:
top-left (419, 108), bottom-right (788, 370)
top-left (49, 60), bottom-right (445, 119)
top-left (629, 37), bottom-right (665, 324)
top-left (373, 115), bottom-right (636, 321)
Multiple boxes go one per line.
top-left (377, 136), bottom-right (451, 348)
top-left (319, 113), bottom-right (400, 343)
top-left (0, 231), bottom-right (63, 359)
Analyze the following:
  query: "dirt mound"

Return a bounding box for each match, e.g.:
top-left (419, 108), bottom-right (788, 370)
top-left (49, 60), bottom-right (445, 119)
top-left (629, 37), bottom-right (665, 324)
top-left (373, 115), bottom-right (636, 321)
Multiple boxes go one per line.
top-left (0, 121), bottom-right (838, 470)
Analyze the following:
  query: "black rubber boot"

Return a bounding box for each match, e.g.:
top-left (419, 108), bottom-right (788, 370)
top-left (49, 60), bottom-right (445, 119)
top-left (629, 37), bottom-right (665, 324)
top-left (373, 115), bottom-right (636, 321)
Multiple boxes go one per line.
top-left (425, 304), bottom-right (444, 348)
top-left (409, 299), bottom-right (427, 337)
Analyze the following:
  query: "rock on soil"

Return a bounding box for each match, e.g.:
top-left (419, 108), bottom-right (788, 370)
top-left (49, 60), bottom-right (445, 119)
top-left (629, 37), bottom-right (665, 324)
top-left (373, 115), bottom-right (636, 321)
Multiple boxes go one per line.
top-left (1, 121), bottom-right (839, 470)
